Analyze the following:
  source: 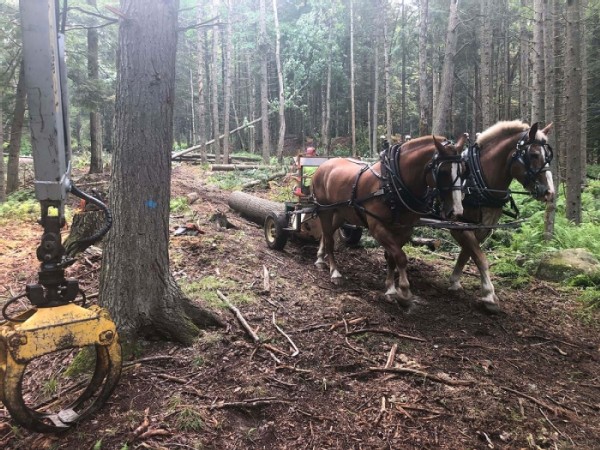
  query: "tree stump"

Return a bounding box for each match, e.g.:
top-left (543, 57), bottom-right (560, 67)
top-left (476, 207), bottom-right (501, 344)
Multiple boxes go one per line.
top-left (63, 210), bottom-right (107, 257)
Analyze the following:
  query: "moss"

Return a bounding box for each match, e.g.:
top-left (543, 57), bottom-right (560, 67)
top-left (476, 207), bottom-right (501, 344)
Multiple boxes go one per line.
top-left (64, 346), bottom-right (96, 378)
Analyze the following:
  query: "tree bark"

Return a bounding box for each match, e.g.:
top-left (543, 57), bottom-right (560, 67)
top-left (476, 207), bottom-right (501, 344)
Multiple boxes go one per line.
top-left (383, 3), bottom-right (392, 143)
top-left (349, 0), bottom-right (356, 157)
top-left (519, 0), bottom-right (530, 121)
top-left (222, 0), bottom-right (232, 163)
top-left (432, 0), bottom-right (458, 135)
top-left (543, 0), bottom-right (556, 240)
top-left (211, 0), bottom-right (221, 163)
top-left (531, 0), bottom-right (544, 123)
top-left (88, 0), bottom-right (103, 174)
top-left (272, 0), bottom-right (285, 163)
top-left (100, 0), bottom-right (223, 345)
top-left (480, 0), bottom-right (493, 130)
top-left (196, 0), bottom-right (208, 162)
top-left (6, 61), bottom-right (26, 195)
top-left (259, 0), bottom-right (270, 163)
top-left (0, 89), bottom-right (4, 202)
top-left (418, 0), bottom-right (430, 136)
top-left (564, 0), bottom-right (582, 223)
top-left (371, 37), bottom-right (379, 157)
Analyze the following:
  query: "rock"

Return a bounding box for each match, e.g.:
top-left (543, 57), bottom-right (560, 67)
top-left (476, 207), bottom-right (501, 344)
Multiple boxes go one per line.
top-left (535, 248), bottom-right (600, 282)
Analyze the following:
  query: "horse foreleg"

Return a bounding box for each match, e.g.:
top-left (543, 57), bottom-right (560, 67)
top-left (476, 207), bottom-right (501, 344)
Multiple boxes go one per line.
top-left (448, 248), bottom-right (470, 291)
top-left (315, 237), bottom-right (327, 269)
top-left (451, 230), bottom-right (499, 311)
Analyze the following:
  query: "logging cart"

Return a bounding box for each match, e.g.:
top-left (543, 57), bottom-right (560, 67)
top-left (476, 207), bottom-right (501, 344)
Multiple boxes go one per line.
top-left (228, 156), bottom-right (363, 250)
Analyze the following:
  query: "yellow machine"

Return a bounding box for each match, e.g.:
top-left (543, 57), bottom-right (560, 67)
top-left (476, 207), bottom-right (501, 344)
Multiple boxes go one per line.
top-left (0, 0), bottom-right (121, 432)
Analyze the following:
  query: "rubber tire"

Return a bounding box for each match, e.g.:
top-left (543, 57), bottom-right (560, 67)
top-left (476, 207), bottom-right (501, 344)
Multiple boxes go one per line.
top-left (338, 224), bottom-right (363, 246)
top-left (264, 212), bottom-right (289, 250)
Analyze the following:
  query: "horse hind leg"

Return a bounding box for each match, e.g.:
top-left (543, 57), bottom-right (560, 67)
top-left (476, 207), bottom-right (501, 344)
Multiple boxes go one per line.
top-left (315, 211), bottom-right (343, 284)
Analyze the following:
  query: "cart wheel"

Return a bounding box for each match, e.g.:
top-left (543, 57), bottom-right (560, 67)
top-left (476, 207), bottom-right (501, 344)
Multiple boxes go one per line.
top-left (338, 224), bottom-right (363, 246)
top-left (264, 212), bottom-right (289, 250)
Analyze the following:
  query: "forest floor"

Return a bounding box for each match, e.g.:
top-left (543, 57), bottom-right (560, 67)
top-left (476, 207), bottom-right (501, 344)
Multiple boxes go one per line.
top-left (1, 162), bottom-right (599, 450)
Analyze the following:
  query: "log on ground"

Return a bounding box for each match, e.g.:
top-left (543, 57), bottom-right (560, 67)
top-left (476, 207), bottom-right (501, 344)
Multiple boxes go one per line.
top-left (228, 191), bottom-right (286, 225)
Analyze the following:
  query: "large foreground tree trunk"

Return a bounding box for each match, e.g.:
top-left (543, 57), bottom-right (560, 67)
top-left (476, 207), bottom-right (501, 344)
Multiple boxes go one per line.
top-left (6, 61), bottom-right (26, 195)
top-left (0, 90), bottom-right (5, 203)
top-left (100, 0), bottom-right (223, 345)
top-left (88, 0), bottom-right (103, 174)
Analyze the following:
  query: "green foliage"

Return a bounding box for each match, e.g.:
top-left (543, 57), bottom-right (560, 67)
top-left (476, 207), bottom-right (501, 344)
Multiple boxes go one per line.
top-left (207, 167), bottom-right (284, 191)
top-left (0, 189), bottom-right (39, 222)
top-left (170, 196), bottom-right (191, 214)
top-left (167, 395), bottom-right (205, 432)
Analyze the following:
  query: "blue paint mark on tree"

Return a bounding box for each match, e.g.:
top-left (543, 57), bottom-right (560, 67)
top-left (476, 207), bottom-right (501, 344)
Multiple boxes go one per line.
top-left (146, 200), bottom-right (158, 209)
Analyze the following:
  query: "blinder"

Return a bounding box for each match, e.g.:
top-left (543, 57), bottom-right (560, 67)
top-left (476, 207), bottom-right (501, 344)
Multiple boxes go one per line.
top-left (425, 141), bottom-right (464, 194)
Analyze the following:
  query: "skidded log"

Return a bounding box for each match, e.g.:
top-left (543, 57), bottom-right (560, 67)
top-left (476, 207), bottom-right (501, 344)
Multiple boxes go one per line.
top-left (210, 164), bottom-right (277, 171)
top-left (228, 191), bottom-right (285, 225)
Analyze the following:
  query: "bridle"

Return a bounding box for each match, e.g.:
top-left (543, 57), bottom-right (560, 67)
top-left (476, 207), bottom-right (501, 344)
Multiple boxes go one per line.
top-left (425, 141), bottom-right (464, 196)
top-left (510, 131), bottom-right (554, 198)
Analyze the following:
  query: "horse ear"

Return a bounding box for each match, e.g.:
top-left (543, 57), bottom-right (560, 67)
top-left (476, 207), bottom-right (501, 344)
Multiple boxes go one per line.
top-left (528, 122), bottom-right (539, 141)
top-left (455, 133), bottom-right (469, 150)
top-left (432, 135), bottom-right (444, 153)
top-left (542, 122), bottom-right (553, 136)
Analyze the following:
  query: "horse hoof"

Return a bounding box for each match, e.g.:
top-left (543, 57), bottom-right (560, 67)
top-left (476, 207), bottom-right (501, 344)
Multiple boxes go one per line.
top-left (396, 297), bottom-right (413, 309)
top-left (331, 276), bottom-right (343, 286)
top-left (477, 301), bottom-right (502, 315)
top-left (315, 261), bottom-right (327, 270)
top-left (448, 283), bottom-right (463, 292)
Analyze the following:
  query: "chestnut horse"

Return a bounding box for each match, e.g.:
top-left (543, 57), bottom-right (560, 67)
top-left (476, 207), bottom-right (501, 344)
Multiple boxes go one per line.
top-left (449, 121), bottom-right (555, 312)
top-left (311, 134), bottom-right (467, 307)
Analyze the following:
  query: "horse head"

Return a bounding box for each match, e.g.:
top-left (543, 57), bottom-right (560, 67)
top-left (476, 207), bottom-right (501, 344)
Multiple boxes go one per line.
top-left (429, 134), bottom-right (467, 219)
top-left (511, 122), bottom-right (555, 202)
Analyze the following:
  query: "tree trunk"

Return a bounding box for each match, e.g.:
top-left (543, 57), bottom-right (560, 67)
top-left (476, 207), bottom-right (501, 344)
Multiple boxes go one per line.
top-left (371, 39), bottom-right (379, 157)
top-left (211, 0), bottom-right (221, 163)
top-left (418, 0), bottom-right (430, 136)
top-left (503, 0), bottom-right (511, 119)
top-left (432, 0), bottom-right (458, 135)
top-left (531, 0), bottom-right (544, 123)
top-left (349, 0), bottom-right (356, 157)
top-left (0, 90), bottom-right (4, 202)
top-left (272, 0), bottom-right (285, 163)
top-left (197, 0), bottom-right (208, 162)
top-left (100, 0), bottom-right (223, 345)
top-left (222, 0), bottom-right (232, 163)
top-left (321, 6), bottom-right (333, 154)
top-left (580, 0), bottom-right (587, 178)
top-left (400, 0), bottom-right (407, 134)
top-left (6, 60), bottom-right (26, 195)
top-left (543, 0), bottom-right (556, 240)
top-left (88, 0), bottom-right (103, 174)
top-left (259, 0), bottom-right (270, 163)
top-left (564, 0), bottom-right (582, 223)
top-left (519, 0), bottom-right (530, 121)
top-left (247, 52), bottom-right (257, 154)
top-left (383, 3), bottom-right (392, 143)
top-left (480, 0), bottom-right (493, 130)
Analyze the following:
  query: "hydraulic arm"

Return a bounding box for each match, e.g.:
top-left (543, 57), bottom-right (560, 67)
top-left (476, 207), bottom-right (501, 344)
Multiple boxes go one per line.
top-left (0, 0), bottom-right (121, 433)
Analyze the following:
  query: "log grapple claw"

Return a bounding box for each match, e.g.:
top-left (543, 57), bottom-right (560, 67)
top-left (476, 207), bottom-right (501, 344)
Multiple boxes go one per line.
top-left (0, 304), bottom-right (121, 433)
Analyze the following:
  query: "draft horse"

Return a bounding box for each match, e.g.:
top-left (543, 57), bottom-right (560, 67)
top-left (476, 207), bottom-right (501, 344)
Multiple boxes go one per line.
top-left (311, 134), bottom-right (467, 307)
top-left (449, 120), bottom-right (555, 312)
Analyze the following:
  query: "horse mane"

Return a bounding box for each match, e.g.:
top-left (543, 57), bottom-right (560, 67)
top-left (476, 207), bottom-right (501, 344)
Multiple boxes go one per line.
top-left (476, 120), bottom-right (549, 149)
top-left (400, 135), bottom-right (445, 154)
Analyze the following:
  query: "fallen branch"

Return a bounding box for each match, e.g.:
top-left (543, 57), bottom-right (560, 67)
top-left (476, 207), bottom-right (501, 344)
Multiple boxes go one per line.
top-left (272, 312), bottom-right (299, 357)
top-left (368, 367), bottom-right (474, 386)
top-left (156, 373), bottom-right (188, 384)
top-left (346, 328), bottom-right (426, 343)
top-left (209, 397), bottom-right (291, 410)
top-left (500, 386), bottom-right (575, 419)
top-left (385, 344), bottom-right (398, 369)
top-left (128, 408), bottom-right (150, 443)
top-left (217, 289), bottom-right (259, 343)
top-left (137, 429), bottom-right (171, 440)
top-left (242, 169), bottom-right (287, 190)
top-left (329, 317), bottom-right (367, 331)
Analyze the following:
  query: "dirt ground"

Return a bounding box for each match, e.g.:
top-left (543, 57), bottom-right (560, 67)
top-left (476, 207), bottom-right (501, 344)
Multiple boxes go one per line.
top-left (1, 163), bottom-right (599, 449)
